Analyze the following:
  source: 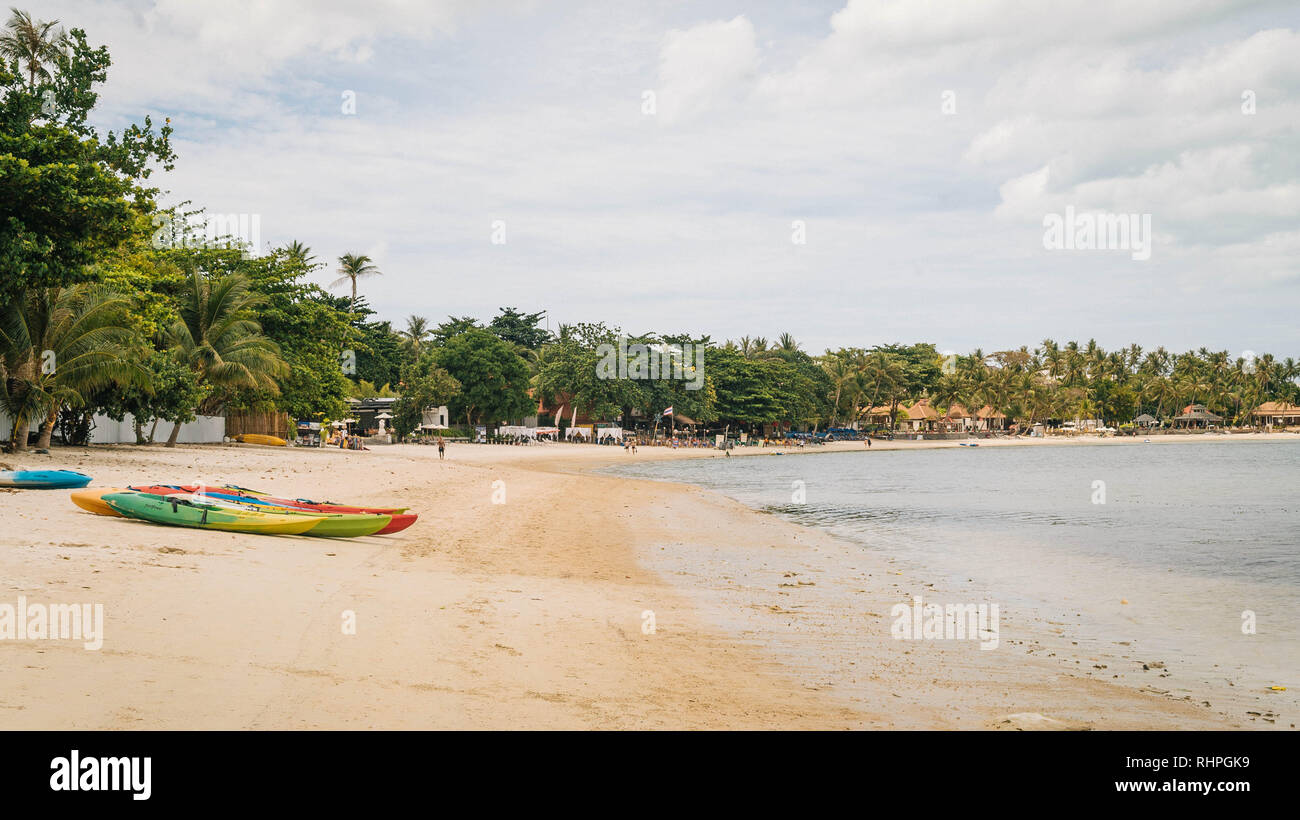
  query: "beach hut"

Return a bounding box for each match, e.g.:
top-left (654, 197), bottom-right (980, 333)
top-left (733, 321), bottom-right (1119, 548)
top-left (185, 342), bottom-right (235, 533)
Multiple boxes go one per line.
top-left (1132, 413), bottom-right (1158, 428)
top-left (1250, 401), bottom-right (1300, 429)
top-left (975, 405), bottom-right (1008, 431)
top-left (1172, 404), bottom-right (1222, 429)
top-left (944, 403), bottom-right (972, 432)
top-left (905, 399), bottom-right (940, 432)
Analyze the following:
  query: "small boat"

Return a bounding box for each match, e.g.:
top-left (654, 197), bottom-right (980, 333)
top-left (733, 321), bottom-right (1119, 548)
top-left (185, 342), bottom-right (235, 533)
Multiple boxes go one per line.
top-left (103, 492), bottom-right (321, 535)
top-left (128, 485), bottom-right (415, 535)
top-left (163, 493), bottom-right (393, 538)
top-left (958, 442), bottom-right (979, 447)
top-left (234, 433), bottom-right (287, 447)
top-left (69, 488), bottom-right (126, 516)
top-left (0, 469), bottom-right (92, 489)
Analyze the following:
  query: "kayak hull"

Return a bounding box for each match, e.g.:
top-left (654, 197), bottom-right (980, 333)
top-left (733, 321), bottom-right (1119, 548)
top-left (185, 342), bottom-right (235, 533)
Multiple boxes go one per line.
top-left (0, 469), bottom-right (93, 489)
top-left (70, 488), bottom-right (125, 516)
top-left (103, 492), bottom-right (321, 535)
top-left (235, 434), bottom-right (287, 447)
top-left (126, 485), bottom-right (416, 535)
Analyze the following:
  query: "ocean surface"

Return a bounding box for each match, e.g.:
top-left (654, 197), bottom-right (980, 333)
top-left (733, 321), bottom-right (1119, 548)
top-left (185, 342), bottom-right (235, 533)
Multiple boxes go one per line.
top-left (607, 440), bottom-right (1299, 694)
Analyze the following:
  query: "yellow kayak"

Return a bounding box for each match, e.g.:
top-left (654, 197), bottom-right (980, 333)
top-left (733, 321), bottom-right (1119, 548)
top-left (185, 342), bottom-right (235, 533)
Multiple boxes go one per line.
top-left (103, 492), bottom-right (322, 535)
top-left (70, 488), bottom-right (125, 517)
top-left (235, 434), bottom-right (288, 447)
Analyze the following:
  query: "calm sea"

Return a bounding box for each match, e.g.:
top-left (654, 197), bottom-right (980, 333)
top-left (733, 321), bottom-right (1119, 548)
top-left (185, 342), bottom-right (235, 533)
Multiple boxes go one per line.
top-left (607, 440), bottom-right (1299, 693)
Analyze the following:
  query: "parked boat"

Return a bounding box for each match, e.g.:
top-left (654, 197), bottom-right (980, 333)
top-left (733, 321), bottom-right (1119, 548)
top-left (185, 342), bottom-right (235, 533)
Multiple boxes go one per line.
top-left (102, 492), bottom-right (322, 535)
top-left (0, 469), bottom-right (92, 489)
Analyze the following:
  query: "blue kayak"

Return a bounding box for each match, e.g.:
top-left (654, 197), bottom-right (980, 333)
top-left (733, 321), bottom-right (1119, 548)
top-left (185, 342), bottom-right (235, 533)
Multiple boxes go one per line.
top-left (0, 469), bottom-right (93, 489)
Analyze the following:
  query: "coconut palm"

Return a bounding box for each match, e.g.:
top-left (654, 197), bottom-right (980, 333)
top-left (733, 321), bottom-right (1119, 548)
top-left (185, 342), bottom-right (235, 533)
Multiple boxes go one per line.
top-left (0, 285), bottom-right (146, 450)
top-left (0, 8), bottom-right (66, 89)
top-left (162, 271), bottom-right (287, 446)
top-left (399, 315), bottom-right (433, 361)
top-left (283, 240), bottom-right (316, 269)
top-left (331, 253), bottom-right (381, 312)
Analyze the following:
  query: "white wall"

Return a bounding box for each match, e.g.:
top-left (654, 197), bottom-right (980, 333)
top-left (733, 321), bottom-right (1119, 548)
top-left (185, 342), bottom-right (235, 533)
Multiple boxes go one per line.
top-left (0, 412), bottom-right (225, 445)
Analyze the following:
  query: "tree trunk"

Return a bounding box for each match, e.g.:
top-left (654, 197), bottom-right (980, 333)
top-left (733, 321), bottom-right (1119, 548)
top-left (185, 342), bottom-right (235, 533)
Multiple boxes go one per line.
top-left (133, 416), bottom-right (146, 444)
top-left (36, 404), bottom-right (59, 450)
top-left (148, 417), bottom-right (160, 444)
top-left (165, 419), bottom-right (182, 448)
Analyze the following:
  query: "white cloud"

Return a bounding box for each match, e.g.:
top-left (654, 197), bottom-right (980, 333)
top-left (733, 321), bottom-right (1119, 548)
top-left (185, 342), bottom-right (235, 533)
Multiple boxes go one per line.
top-left (36, 0), bottom-right (1300, 354)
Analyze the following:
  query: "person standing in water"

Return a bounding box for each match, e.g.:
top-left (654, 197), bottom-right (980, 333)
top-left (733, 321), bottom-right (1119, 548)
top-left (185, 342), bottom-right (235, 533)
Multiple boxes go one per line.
top-left (437, 436), bottom-right (446, 460)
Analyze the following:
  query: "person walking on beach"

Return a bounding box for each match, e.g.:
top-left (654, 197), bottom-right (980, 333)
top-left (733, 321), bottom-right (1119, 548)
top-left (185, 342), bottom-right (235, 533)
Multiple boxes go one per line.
top-left (437, 436), bottom-right (446, 460)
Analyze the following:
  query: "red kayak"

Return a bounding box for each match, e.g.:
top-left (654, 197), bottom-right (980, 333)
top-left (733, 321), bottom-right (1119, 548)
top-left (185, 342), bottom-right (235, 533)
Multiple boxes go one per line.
top-left (127, 485), bottom-right (418, 535)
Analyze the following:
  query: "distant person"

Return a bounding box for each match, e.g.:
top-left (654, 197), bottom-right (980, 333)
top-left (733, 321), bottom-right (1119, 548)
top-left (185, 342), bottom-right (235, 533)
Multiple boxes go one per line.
top-left (437, 436), bottom-right (446, 460)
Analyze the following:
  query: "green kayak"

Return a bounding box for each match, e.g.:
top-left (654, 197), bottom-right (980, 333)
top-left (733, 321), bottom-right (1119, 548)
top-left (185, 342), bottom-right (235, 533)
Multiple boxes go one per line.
top-left (279, 510), bottom-right (391, 537)
top-left (165, 492), bottom-right (393, 537)
top-left (102, 492), bottom-right (323, 535)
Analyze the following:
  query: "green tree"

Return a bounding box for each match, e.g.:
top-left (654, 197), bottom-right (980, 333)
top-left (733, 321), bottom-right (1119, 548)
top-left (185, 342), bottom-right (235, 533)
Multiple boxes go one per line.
top-left (489, 307), bottom-right (550, 350)
top-left (0, 8), bottom-right (65, 89)
top-left (162, 271), bottom-right (287, 446)
top-left (331, 252), bottom-right (380, 312)
top-left (0, 283), bottom-right (146, 450)
top-left (435, 327), bottom-right (532, 433)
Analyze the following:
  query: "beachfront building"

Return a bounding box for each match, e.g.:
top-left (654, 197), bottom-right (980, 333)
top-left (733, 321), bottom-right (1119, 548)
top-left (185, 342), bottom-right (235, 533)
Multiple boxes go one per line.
top-left (420, 405), bottom-right (451, 431)
top-left (974, 405), bottom-right (1009, 431)
top-left (1172, 403), bottom-right (1223, 429)
top-left (1132, 413), bottom-right (1159, 428)
top-left (905, 399), bottom-right (940, 432)
top-left (861, 405), bottom-right (896, 428)
top-left (943, 403), bottom-right (973, 432)
top-left (1250, 401), bottom-right (1300, 429)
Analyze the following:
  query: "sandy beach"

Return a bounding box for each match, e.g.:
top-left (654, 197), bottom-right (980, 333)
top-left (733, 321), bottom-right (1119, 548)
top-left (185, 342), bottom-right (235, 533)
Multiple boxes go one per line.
top-left (1, 433), bottom-right (1294, 730)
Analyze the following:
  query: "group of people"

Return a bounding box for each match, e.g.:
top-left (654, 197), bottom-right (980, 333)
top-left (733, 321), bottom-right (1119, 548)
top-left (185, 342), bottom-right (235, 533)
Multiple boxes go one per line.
top-left (327, 432), bottom-right (367, 450)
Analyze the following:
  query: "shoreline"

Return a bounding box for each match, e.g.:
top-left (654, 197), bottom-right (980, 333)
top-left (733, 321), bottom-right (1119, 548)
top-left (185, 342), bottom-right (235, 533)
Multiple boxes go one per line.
top-left (0, 434), bottom-right (1292, 728)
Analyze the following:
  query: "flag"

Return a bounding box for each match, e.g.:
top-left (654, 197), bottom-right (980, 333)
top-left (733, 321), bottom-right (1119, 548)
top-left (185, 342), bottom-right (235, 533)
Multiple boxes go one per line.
top-left (662, 406), bottom-right (673, 416)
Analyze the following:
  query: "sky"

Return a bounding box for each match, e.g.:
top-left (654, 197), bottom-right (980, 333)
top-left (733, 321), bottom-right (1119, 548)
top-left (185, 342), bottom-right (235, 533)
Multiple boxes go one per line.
top-left (41, 0), bottom-right (1300, 358)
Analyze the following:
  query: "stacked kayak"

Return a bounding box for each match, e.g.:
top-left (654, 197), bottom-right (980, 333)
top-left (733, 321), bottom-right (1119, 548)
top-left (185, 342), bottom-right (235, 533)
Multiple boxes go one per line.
top-left (129, 485), bottom-right (416, 535)
top-left (0, 469), bottom-right (92, 489)
top-left (69, 484), bottom-right (417, 538)
top-left (102, 492), bottom-right (322, 535)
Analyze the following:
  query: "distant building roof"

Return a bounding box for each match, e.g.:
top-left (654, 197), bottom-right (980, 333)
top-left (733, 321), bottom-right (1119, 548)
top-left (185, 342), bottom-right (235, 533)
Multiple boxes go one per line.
top-left (906, 399), bottom-right (939, 420)
top-left (1174, 404), bottom-right (1223, 421)
top-left (1252, 401), bottom-right (1300, 416)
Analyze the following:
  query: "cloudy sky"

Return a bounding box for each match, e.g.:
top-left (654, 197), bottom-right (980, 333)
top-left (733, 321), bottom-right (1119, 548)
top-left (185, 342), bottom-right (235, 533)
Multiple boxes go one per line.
top-left (46, 0), bottom-right (1300, 357)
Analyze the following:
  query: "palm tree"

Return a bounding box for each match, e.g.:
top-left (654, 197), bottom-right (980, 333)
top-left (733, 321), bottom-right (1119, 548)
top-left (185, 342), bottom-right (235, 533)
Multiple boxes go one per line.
top-left (400, 315), bottom-right (431, 358)
top-left (0, 8), bottom-right (66, 89)
top-left (162, 271), bottom-right (287, 447)
top-left (283, 240), bottom-right (316, 269)
top-left (857, 352), bottom-right (905, 429)
top-left (821, 350), bottom-right (859, 426)
top-left (331, 253), bottom-right (381, 312)
top-left (0, 285), bottom-right (146, 451)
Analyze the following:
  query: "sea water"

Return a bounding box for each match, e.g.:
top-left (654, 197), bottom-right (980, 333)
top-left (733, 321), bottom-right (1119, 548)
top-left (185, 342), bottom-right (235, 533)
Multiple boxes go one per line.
top-left (608, 440), bottom-right (1299, 697)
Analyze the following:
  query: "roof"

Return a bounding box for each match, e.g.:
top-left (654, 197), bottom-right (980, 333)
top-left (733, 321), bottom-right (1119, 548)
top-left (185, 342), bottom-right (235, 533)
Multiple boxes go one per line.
top-left (1252, 401), bottom-right (1300, 415)
top-left (975, 405), bottom-right (1006, 419)
top-left (946, 403), bottom-right (971, 418)
top-left (1174, 406), bottom-right (1223, 421)
top-left (1133, 413), bottom-right (1157, 423)
top-left (906, 399), bottom-right (939, 420)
